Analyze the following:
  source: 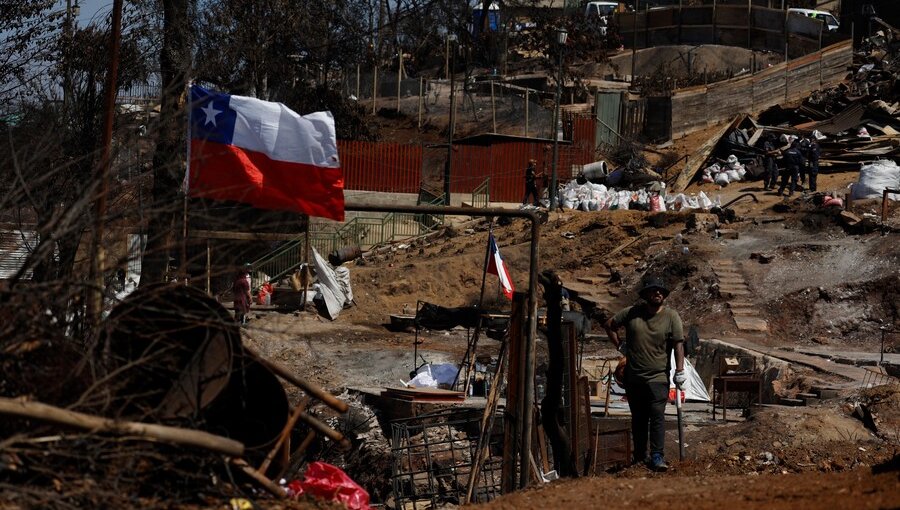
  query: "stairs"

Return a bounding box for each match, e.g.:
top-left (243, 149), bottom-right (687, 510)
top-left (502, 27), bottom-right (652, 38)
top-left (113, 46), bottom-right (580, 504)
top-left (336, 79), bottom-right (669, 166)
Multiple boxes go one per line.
top-left (711, 259), bottom-right (768, 334)
top-left (560, 271), bottom-right (617, 312)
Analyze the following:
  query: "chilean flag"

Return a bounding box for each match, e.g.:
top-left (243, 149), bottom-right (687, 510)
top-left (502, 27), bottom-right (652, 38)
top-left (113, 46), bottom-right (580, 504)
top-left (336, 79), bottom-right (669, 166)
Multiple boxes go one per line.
top-left (486, 233), bottom-right (514, 300)
top-left (187, 85), bottom-right (345, 221)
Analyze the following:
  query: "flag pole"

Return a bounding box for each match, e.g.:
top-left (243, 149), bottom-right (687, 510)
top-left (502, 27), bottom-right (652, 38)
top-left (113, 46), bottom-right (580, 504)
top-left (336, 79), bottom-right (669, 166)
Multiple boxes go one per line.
top-left (181, 82), bottom-right (191, 283)
top-left (477, 221), bottom-right (494, 308)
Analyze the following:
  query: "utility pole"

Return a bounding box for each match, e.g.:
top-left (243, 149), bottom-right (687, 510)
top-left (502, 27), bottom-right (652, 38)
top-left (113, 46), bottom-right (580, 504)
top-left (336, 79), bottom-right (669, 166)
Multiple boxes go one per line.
top-left (550, 28), bottom-right (567, 211)
top-left (88, 0), bottom-right (123, 327)
top-left (62, 0), bottom-right (79, 115)
top-left (444, 34), bottom-right (457, 206)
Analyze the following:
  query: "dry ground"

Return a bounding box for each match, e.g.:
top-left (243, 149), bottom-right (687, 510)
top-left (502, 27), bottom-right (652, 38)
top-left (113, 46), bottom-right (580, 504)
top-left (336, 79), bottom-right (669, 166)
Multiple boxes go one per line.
top-left (231, 166), bottom-right (900, 508)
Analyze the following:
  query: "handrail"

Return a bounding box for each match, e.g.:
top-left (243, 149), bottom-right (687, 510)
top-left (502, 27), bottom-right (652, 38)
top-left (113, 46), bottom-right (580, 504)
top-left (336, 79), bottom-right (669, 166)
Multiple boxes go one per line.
top-left (247, 212), bottom-right (444, 289)
top-left (471, 178), bottom-right (491, 208)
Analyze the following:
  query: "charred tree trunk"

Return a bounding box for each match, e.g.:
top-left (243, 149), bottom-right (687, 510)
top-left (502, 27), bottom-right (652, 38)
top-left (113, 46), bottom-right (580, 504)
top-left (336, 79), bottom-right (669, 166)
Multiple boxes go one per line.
top-left (539, 269), bottom-right (578, 477)
top-left (142, 0), bottom-right (190, 285)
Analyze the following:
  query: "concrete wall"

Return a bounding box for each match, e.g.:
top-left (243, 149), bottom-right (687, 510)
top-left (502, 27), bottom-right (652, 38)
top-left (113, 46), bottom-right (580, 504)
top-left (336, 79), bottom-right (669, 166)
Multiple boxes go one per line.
top-left (669, 39), bottom-right (852, 138)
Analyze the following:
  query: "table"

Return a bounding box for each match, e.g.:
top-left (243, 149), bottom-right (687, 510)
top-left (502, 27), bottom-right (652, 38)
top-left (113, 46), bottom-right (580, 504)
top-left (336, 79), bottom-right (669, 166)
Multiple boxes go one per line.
top-left (712, 375), bottom-right (762, 421)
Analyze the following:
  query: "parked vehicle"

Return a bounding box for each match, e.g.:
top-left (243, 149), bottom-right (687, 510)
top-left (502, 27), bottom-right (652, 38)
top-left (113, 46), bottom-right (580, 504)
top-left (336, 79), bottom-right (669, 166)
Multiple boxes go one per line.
top-left (788, 8), bottom-right (840, 31)
top-left (584, 1), bottom-right (620, 36)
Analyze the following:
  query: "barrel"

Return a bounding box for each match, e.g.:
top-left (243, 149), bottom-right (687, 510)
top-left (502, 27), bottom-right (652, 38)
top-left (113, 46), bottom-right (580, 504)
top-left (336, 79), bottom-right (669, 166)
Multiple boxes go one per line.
top-left (329, 245), bottom-right (362, 266)
top-left (101, 284), bottom-right (289, 450)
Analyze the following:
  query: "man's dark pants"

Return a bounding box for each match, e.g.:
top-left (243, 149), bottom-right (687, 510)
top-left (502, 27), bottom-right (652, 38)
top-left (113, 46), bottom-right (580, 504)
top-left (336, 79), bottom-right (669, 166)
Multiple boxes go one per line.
top-left (763, 158), bottom-right (778, 189)
top-left (625, 374), bottom-right (669, 461)
top-left (522, 184), bottom-right (539, 206)
top-left (808, 160), bottom-right (818, 192)
top-left (778, 165), bottom-right (799, 195)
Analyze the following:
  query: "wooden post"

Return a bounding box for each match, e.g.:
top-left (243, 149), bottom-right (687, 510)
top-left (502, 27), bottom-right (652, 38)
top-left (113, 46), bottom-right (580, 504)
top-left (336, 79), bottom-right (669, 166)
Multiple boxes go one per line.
top-left (491, 81), bottom-right (496, 132)
top-left (205, 238), bottom-right (211, 294)
top-left (502, 292), bottom-right (526, 493)
top-left (818, 24), bottom-right (824, 86)
top-left (372, 64), bottom-right (377, 114)
top-left (747, 0), bottom-right (752, 50)
top-left (301, 228), bottom-right (310, 311)
top-left (524, 89), bottom-right (529, 137)
top-left (397, 51), bottom-right (402, 113)
top-left (712, 0), bottom-right (717, 45)
top-left (418, 77), bottom-right (423, 128)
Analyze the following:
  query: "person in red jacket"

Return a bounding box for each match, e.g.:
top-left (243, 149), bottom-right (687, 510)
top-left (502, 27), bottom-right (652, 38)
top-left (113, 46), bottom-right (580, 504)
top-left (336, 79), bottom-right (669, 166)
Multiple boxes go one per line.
top-left (233, 263), bottom-right (252, 325)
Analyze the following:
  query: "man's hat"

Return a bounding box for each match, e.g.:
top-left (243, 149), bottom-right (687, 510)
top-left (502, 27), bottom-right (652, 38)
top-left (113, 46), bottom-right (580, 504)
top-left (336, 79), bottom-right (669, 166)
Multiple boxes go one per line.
top-left (639, 276), bottom-right (669, 297)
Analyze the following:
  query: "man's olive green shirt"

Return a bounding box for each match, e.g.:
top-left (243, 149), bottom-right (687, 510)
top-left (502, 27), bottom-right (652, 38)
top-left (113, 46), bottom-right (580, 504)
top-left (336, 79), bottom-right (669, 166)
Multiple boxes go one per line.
top-left (613, 305), bottom-right (684, 384)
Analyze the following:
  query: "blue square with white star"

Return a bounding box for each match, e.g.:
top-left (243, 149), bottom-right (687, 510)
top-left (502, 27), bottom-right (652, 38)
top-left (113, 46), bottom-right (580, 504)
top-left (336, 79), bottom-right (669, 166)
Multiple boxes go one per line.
top-left (190, 85), bottom-right (236, 144)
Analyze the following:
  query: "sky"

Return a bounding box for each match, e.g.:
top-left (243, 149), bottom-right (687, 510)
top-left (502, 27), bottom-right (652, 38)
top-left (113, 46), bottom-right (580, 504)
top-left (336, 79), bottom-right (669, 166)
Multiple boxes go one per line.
top-left (71, 0), bottom-right (114, 27)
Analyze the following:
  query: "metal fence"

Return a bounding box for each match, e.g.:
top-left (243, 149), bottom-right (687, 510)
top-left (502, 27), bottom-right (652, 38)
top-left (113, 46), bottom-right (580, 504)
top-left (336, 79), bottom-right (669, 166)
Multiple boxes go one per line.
top-left (391, 409), bottom-right (504, 508)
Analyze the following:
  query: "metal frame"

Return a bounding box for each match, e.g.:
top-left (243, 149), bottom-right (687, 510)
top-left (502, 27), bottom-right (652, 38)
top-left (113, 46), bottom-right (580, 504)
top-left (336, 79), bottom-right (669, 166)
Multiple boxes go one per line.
top-left (390, 409), bottom-right (504, 508)
top-left (347, 202), bottom-right (541, 489)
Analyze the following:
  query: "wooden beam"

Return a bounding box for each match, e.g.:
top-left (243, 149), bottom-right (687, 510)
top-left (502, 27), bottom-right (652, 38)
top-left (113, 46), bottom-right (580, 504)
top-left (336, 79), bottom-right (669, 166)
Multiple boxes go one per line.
top-left (191, 229), bottom-right (303, 241)
top-left (670, 115), bottom-right (742, 192)
top-left (0, 397), bottom-right (244, 457)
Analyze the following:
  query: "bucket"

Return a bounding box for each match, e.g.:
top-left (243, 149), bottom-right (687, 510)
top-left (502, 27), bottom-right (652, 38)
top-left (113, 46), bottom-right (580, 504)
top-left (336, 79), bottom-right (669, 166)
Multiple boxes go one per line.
top-left (582, 160), bottom-right (609, 181)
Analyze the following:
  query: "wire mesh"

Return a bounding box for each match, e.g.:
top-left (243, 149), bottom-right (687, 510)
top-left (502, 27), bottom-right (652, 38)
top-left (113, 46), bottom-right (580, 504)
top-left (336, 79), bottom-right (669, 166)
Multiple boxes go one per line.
top-left (391, 409), bottom-right (504, 508)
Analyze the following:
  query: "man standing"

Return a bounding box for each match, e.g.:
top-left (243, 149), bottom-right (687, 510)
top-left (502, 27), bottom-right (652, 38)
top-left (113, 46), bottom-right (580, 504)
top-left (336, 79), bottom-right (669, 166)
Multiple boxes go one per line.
top-left (805, 137), bottom-right (820, 192)
top-left (603, 276), bottom-right (686, 471)
top-left (761, 134), bottom-right (779, 191)
top-left (233, 263), bottom-right (252, 325)
top-left (778, 140), bottom-right (805, 197)
top-left (522, 159), bottom-right (541, 206)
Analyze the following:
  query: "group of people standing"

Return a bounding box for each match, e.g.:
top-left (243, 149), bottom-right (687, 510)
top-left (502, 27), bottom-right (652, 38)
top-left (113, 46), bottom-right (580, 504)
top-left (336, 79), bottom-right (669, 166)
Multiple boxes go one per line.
top-left (761, 134), bottom-right (821, 196)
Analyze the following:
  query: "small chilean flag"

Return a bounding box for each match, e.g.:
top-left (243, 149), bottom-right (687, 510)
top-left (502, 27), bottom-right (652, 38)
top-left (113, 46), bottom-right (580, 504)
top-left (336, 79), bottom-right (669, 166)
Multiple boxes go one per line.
top-left (187, 85), bottom-right (345, 221)
top-left (486, 233), bottom-right (514, 300)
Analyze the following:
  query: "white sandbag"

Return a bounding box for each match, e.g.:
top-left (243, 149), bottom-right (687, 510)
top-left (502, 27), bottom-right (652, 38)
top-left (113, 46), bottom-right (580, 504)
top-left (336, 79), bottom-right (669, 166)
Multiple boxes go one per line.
top-left (697, 191), bottom-right (714, 209)
top-left (714, 172), bottom-right (730, 186)
top-left (562, 198), bottom-right (575, 209)
top-left (725, 169), bottom-right (742, 182)
top-left (851, 160), bottom-right (900, 200)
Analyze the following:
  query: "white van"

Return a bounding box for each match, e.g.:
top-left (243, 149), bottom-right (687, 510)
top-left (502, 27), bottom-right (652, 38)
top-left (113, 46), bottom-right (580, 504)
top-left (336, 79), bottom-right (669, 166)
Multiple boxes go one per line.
top-left (788, 8), bottom-right (840, 32)
top-left (585, 1), bottom-right (620, 35)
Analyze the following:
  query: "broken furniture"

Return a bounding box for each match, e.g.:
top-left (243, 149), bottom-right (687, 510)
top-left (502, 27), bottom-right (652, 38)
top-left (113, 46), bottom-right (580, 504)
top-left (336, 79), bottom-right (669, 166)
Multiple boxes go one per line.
top-left (712, 355), bottom-right (762, 421)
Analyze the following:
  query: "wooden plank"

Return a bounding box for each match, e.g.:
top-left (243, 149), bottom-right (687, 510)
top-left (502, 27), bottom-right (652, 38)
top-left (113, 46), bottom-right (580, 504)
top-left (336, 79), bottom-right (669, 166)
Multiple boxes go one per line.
top-left (502, 293), bottom-right (526, 493)
top-left (671, 116), bottom-right (742, 192)
top-left (192, 229), bottom-right (302, 241)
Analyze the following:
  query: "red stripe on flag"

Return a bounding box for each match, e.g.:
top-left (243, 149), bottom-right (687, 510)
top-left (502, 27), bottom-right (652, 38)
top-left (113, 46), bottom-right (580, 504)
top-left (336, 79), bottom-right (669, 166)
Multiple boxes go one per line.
top-left (189, 140), bottom-right (345, 221)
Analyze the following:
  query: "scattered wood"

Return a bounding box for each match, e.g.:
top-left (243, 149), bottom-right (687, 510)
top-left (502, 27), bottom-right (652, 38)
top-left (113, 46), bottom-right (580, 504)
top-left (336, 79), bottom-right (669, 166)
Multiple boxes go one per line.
top-left (671, 116), bottom-right (742, 192)
top-left (0, 397), bottom-right (245, 457)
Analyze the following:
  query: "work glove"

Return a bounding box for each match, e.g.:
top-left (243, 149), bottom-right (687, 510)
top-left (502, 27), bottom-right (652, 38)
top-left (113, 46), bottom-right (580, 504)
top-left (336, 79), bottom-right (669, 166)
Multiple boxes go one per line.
top-left (673, 370), bottom-right (687, 389)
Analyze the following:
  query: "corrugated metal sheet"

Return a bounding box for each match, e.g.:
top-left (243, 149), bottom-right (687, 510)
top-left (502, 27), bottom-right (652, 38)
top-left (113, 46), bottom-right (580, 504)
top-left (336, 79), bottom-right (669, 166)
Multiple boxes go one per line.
top-left (338, 140), bottom-right (422, 193)
top-left (336, 113), bottom-right (597, 203)
top-left (0, 230), bottom-right (37, 280)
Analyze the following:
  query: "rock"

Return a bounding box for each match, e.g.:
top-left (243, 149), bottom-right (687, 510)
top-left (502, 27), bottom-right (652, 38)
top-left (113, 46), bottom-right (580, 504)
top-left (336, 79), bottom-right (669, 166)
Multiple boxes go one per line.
top-left (716, 228), bottom-right (740, 239)
top-left (687, 213), bottom-right (719, 232)
top-left (725, 437), bottom-right (743, 447)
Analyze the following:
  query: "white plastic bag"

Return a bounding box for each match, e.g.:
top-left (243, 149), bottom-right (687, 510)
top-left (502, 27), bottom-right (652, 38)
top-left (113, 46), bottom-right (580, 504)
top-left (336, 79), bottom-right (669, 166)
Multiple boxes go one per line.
top-left (851, 160), bottom-right (900, 200)
top-left (697, 191), bottom-right (714, 209)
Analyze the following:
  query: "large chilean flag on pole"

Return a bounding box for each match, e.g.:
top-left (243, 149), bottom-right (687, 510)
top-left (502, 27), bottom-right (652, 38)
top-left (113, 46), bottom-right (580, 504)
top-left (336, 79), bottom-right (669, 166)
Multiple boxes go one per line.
top-left (187, 85), bottom-right (345, 221)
